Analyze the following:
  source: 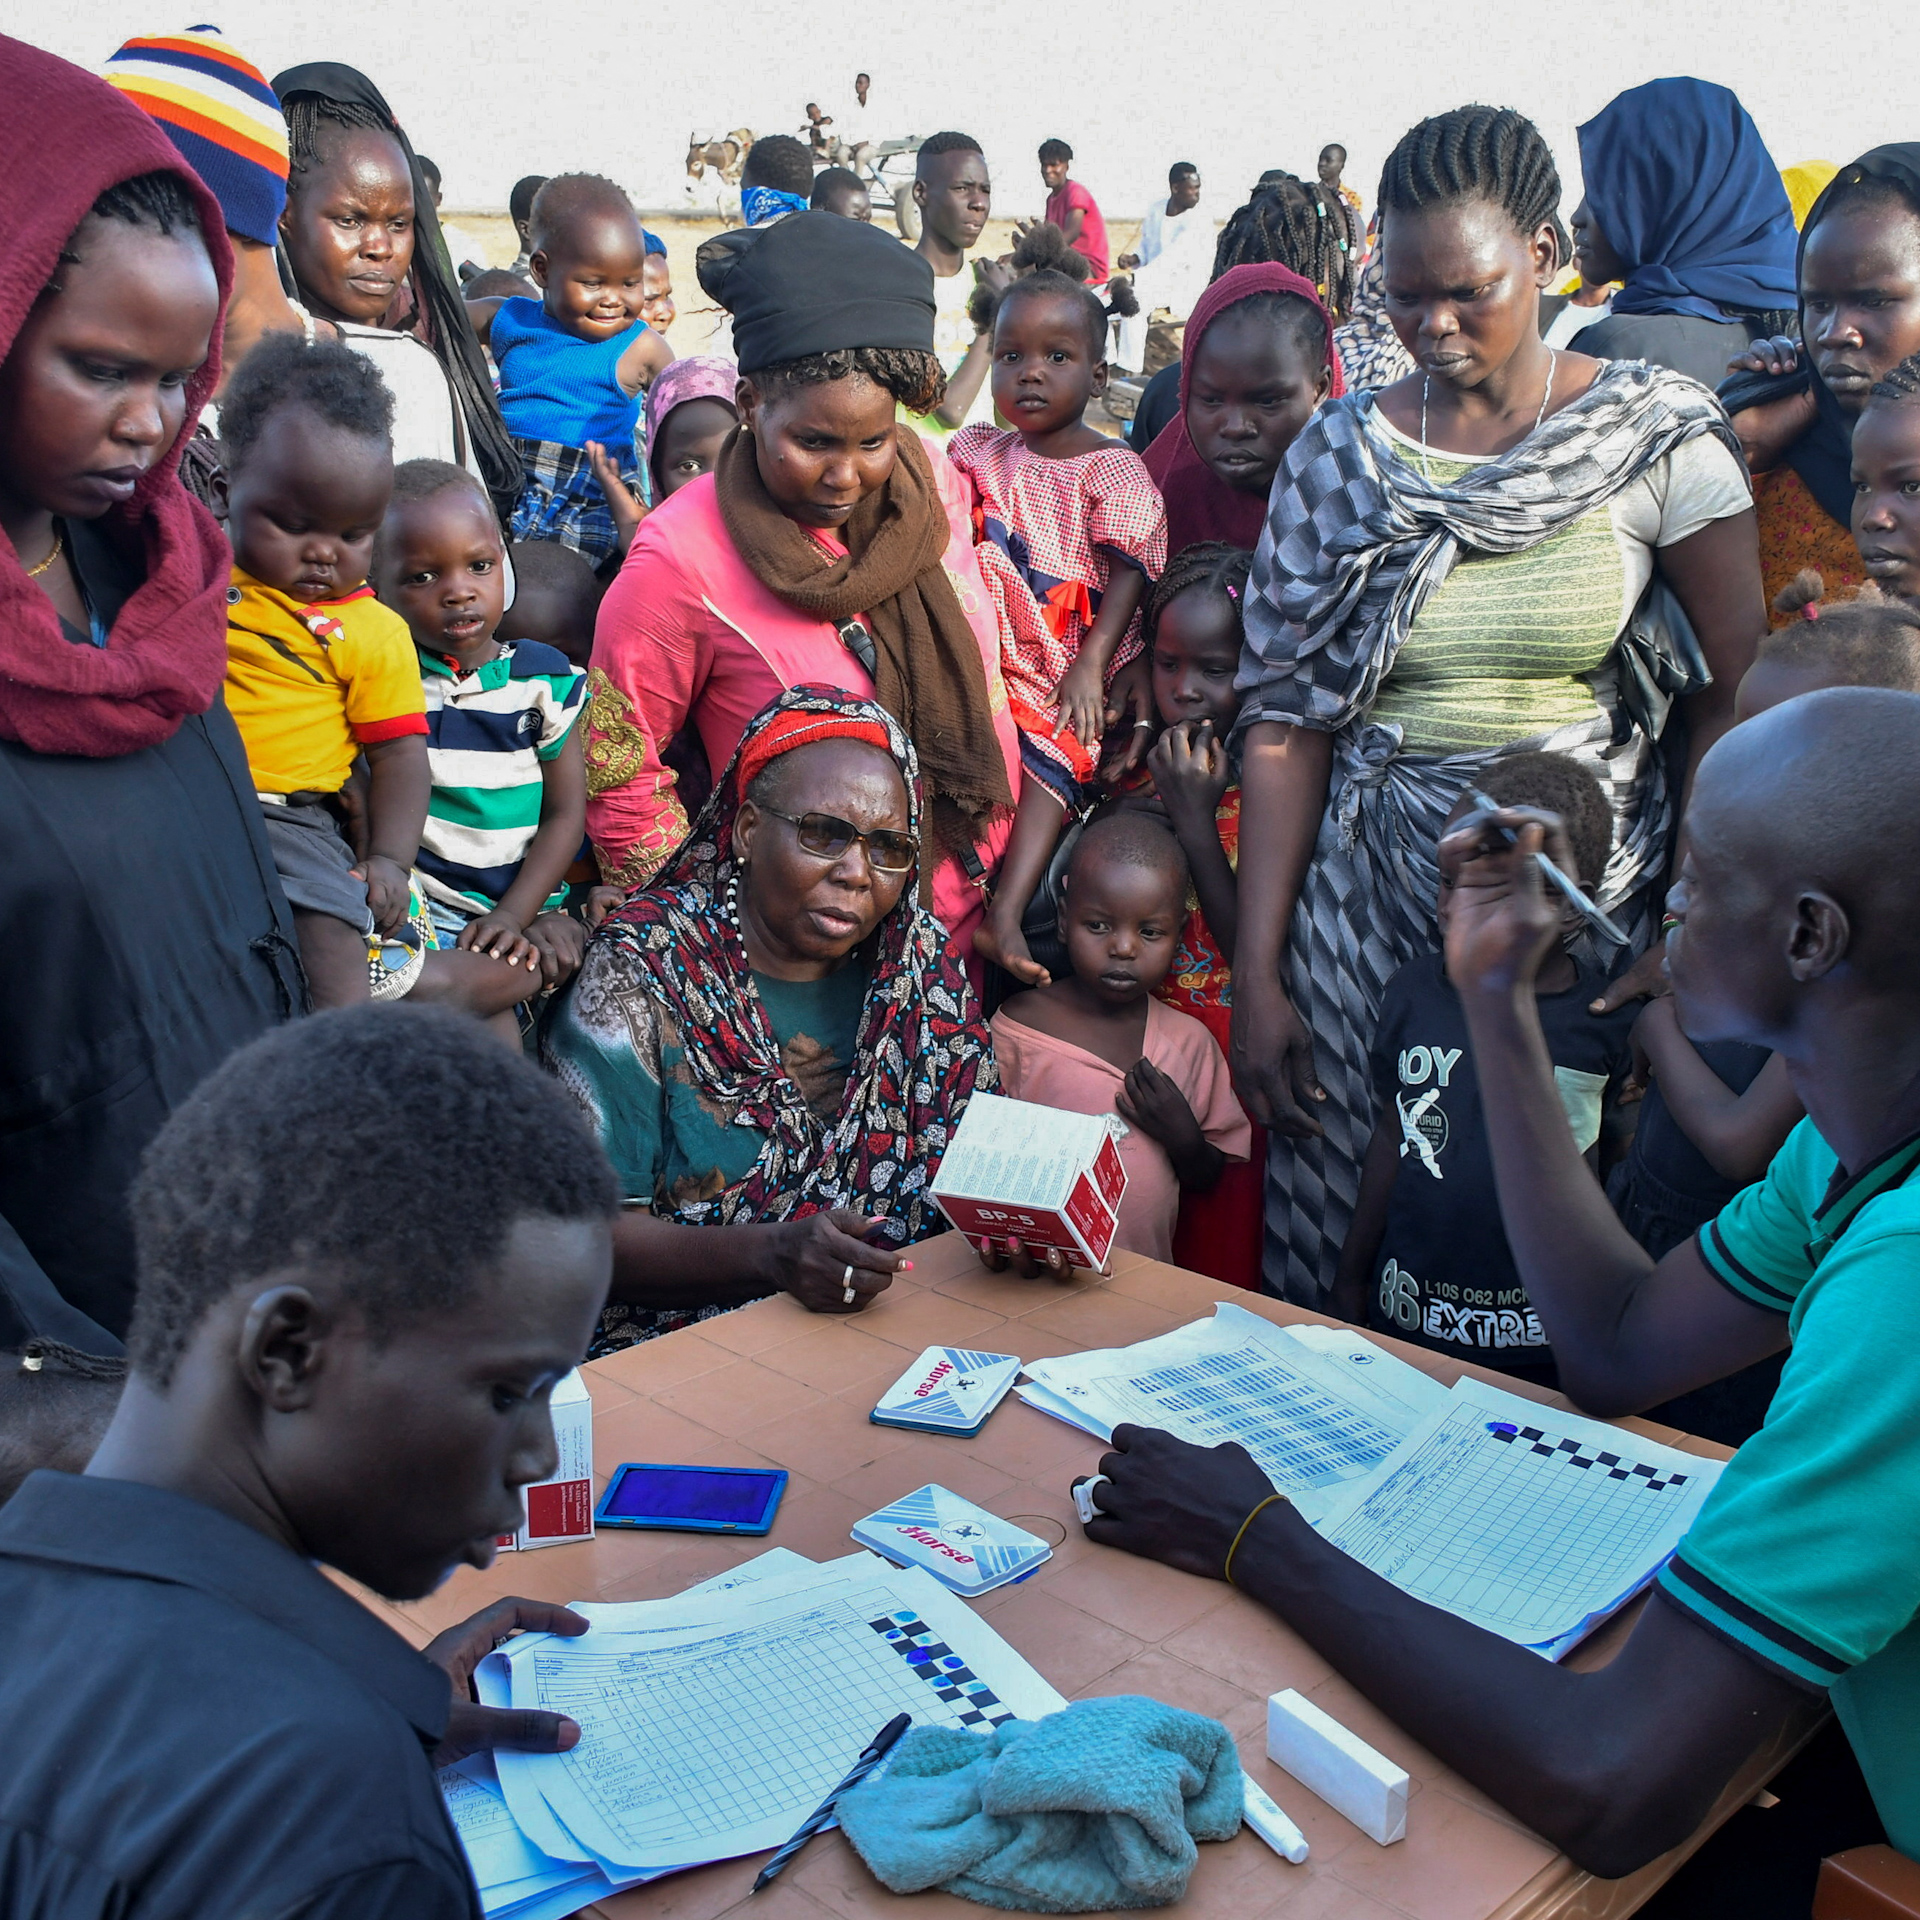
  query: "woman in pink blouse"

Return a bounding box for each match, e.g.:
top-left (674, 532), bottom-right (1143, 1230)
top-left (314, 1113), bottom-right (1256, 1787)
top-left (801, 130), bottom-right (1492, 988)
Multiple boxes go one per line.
top-left (585, 212), bottom-right (1020, 953)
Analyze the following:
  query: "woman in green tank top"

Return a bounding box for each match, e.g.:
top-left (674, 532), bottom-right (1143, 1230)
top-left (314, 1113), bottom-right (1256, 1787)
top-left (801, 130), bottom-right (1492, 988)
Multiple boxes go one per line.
top-left (1229, 106), bottom-right (1768, 1305)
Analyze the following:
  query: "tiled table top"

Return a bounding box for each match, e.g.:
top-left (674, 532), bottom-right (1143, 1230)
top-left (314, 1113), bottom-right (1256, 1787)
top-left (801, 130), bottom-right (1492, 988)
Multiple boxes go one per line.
top-left (358, 1232), bottom-right (1821, 1920)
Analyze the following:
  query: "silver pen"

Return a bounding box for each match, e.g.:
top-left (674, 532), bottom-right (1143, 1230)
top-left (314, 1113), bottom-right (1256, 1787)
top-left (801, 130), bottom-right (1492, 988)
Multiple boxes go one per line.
top-left (1460, 790), bottom-right (1628, 946)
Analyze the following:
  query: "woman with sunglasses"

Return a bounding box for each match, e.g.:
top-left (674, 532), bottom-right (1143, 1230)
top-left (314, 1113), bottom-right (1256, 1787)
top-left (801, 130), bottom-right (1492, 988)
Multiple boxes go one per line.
top-left (582, 211), bottom-right (1021, 966)
top-left (543, 687), bottom-right (998, 1353)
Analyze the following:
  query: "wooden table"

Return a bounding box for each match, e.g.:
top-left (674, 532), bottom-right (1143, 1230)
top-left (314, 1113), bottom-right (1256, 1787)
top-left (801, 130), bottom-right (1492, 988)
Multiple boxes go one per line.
top-left (357, 1232), bottom-right (1820, 1920)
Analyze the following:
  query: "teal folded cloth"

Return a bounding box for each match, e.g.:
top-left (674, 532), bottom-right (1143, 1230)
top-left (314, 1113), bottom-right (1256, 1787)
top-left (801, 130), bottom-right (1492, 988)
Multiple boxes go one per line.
top-left (835, 1696), bottom-right (1244, 1913)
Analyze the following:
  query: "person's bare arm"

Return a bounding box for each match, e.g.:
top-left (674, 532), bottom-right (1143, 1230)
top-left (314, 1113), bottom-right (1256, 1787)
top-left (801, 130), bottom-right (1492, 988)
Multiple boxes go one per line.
top-left (1656, 511), bottom-right (1768, 801)
top-left (1227, 721), bottom-right (1334, 1133)
top-left (1058, 205), bottom-right (1086, 247)
top-left (932, 331), bottom-right (993, 430)
top-left (1088, 1428), bottom-right (1807, 1878)
top-left (1117, 1059), bottom-right (1226, 1193)
top-left (616, 327), bottom-right (674, 397)
top-left (464, 296), bottom-right (504, 346)
top-left (1330, 1120), bottom-right (1398, 1323)
top-left (1150, 721), bottom-right (1236, 960)
top-left (1634, 998), bottom-right (1803, 1185)
top-left (461, 729), bottom-right (588, 962)
top-left (1442, 814), bottom-right (1789, 1414)
top-left (1591, 508), bottom-right (1769, 1017)
top-left (607, 1206), bottom-right (907, 1316)
top-left (354, 734), bottom-right (431, 935)
top-left (1054, 564), bottom-right (1150, 746)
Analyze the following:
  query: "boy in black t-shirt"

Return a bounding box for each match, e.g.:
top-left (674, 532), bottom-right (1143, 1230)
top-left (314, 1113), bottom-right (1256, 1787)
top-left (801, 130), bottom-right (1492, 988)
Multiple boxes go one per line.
top-left (1331, 753), bottom-right (1638, 1384)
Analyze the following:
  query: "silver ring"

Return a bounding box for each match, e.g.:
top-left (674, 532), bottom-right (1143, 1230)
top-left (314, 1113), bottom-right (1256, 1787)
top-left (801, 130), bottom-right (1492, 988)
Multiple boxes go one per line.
top-left (842, 1263), bottom-right (857, 1305)
top-left (1131, 719), bottom-right (1154, 731)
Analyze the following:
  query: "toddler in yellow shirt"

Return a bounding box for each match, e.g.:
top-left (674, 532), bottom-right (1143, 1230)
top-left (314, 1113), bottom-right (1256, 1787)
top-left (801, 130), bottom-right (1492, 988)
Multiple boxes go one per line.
top-left (214, 335), bottom-right (429, 1006)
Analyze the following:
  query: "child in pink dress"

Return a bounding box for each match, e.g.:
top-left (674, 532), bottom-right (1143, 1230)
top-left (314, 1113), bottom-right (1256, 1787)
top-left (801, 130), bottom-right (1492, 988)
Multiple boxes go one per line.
top-left (950, 269), bottom-right (1166, 986)
top-left (984, 811), bottom-right (1249, 1264)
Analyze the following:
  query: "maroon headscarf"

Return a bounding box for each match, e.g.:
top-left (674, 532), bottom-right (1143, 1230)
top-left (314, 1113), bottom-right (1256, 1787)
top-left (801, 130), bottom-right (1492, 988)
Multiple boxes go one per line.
top-left (0, 34), bottom-right (234, 758)
top-left (1142, 263), bottom-right (1345, 555)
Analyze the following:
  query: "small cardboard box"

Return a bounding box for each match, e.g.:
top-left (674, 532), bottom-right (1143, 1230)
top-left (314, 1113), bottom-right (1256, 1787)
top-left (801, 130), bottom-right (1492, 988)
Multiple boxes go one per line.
top-left (931, 1092), bottom-right (1127, 1270)
top-left (496, 1368), bottom-right (593, 1551)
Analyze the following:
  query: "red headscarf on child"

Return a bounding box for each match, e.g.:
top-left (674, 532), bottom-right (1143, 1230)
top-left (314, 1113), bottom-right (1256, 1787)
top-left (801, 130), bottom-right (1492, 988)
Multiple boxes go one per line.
top-left (1142, 263), bottom-right (1345, 556)
top-left (0, 34), bottom-right (234, 758)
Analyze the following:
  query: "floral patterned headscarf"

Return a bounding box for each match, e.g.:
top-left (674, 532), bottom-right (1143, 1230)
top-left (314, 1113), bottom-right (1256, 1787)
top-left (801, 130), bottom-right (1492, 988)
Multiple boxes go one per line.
top-left (598, 684), bottom-right (996, 1240)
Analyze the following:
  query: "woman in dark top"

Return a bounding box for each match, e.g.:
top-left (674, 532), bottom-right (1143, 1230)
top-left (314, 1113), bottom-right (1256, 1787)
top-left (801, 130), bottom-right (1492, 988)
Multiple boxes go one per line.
top-left (0, 40), bottom-right (300, 1354)
top-left (1566, 78), bottom-right (1798, 390)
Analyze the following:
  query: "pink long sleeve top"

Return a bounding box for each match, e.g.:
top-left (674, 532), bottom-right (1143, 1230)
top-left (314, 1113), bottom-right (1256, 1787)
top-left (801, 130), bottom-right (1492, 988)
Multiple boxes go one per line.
top-left (584, 443), bottom-right (1020, 951)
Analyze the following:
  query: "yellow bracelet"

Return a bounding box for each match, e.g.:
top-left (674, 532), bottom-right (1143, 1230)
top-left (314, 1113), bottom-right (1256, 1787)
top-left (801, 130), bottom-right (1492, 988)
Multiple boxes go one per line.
top-left (1223, 1493), bottom-right (1286, 1586)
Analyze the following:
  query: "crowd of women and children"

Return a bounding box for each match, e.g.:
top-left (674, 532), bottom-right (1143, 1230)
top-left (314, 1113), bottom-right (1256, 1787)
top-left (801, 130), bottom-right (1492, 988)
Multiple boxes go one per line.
top-left (2, 22), bottom-right (1918, 1920)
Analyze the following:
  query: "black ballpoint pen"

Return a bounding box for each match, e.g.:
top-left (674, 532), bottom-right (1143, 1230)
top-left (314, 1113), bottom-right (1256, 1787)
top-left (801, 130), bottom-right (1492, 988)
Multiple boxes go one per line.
top-left (749, 1711), bottom-right (913, 1894)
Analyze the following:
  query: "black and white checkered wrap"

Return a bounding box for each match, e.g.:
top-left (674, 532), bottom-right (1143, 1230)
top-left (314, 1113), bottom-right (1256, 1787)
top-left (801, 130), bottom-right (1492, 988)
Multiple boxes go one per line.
top-left (1236, 363), bottom-right (1746, 1305)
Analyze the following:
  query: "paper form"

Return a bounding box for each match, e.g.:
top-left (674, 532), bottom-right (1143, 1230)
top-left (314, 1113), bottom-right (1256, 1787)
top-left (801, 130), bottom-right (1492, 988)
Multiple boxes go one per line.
top-left (489, 1555), bottom-right (1066, 1872)
top-left (1315, 1375), bottom-right (1724, 1656)
top-left (1019, 1303), bottom-right (1449, 1520)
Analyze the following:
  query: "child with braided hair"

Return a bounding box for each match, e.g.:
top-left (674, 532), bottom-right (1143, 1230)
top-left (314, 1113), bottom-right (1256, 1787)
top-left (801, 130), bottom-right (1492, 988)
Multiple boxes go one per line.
top-left (951, 268), bottom-right (1166, 987)
top-left (1849, 348), bottom-right (1920, 605)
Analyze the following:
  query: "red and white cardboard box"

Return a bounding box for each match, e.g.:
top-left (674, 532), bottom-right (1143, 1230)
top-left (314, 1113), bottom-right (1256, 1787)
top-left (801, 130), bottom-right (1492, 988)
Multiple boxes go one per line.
top-left (496, 1368), bottom-right (592, 1551)
top-left (931, 1091), bottom-right (1128, 1270)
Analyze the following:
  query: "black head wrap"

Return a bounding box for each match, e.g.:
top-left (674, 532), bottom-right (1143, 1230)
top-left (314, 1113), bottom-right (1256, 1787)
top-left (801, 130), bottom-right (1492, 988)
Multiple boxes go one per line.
top-left (696, 210), bottom-right (935, 372)
top-left (1718, 142), bottom-right (1920, 530)
top-left (272, 61), bottom-right (523, 525)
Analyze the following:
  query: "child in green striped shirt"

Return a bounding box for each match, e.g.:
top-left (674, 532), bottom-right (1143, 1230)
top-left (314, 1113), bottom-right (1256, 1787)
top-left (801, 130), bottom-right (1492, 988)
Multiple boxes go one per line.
top-left (374, 462), bottom-right (588, 990)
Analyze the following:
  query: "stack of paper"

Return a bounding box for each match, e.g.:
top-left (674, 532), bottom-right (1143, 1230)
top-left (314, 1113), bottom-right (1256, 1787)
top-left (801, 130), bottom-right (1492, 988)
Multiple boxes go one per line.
top-left (1313, 1374), bottom-right (1723, 1658)
top-left (439, 1549), bottom-right (1067, 1912)
top-left (1020, 1307), bottom-right (1722, 1659)
top-left (1018, 1302), bottom-right (1450, 1522)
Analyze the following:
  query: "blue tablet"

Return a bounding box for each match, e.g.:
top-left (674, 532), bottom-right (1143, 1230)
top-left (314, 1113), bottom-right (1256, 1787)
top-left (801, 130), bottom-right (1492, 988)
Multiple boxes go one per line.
top-left (593, 1462), bottom-right (789, 1534)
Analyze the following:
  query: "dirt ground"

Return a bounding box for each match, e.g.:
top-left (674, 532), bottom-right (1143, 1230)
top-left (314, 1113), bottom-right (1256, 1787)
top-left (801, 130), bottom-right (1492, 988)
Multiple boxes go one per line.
top-left (446, 210), bottom-right (1150, 432)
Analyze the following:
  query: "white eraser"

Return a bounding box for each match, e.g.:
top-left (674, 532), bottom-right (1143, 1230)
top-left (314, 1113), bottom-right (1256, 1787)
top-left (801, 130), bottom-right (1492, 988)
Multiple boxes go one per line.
top-left (1266, 1689), bottom-right (1408, 1845)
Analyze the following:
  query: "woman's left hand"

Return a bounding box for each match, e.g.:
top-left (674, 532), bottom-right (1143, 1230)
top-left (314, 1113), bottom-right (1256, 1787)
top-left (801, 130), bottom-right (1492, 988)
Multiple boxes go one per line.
top-left (772, 1209), bottom-right (906, 1313)
top-left (1107, 656), bottom-right (1156, 771)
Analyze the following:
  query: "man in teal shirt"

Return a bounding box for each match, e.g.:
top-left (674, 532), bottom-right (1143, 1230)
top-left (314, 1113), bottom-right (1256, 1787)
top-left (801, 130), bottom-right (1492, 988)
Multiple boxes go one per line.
top-left (1086, 687), bottom-right (1920, 1897)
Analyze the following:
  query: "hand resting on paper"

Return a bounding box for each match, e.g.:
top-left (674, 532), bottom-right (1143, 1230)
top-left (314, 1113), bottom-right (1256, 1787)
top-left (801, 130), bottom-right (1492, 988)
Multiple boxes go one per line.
top-left (1081, 1423), bottom-right (1276, 1580)
top-left (426, 1597), bottom-right (589, 1767)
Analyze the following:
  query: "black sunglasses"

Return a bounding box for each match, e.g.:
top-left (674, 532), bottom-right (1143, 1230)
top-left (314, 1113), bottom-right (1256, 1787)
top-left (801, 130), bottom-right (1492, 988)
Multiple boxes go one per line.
top-left (758, 807), bottom-right (918, 874)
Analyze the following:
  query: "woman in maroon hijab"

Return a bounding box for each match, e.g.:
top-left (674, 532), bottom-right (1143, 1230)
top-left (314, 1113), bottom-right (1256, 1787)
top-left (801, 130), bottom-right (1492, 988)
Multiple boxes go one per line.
top-left (0, 35), bottom-right (300, 1359)
top-left (1141, 264), bottom-right (1344, 555)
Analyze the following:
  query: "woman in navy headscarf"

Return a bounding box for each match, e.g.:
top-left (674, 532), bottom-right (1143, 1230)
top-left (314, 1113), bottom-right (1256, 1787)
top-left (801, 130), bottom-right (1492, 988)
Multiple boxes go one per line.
top-left (1567, 77), bottom-right (1799, 389)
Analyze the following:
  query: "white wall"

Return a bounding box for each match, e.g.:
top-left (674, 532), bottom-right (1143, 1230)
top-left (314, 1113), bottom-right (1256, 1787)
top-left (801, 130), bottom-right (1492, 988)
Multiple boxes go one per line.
top-left (19, 1), bottom-right (1920, 220)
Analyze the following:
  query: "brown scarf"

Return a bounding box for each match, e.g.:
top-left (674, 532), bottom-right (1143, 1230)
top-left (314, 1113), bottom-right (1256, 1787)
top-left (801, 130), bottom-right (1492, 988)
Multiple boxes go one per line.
top-left (715, 425), bottom-right (1013, 852)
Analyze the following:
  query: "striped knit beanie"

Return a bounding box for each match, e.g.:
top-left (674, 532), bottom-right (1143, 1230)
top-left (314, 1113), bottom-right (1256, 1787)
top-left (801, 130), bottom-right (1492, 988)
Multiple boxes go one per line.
top-left (103, 26), bottom-right (289, 245)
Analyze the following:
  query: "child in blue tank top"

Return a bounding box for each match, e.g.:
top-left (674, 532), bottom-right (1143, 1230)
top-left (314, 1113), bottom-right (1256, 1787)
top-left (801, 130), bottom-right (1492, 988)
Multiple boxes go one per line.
top-left (466, 173), bottom-right (672, 567)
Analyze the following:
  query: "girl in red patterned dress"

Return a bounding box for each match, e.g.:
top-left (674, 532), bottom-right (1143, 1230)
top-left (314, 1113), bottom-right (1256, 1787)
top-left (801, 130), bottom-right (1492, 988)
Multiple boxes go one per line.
top-left (1125, 544), bottom-right (1265, 1287)
top-left (951, 269), bottom-right (1167, 984)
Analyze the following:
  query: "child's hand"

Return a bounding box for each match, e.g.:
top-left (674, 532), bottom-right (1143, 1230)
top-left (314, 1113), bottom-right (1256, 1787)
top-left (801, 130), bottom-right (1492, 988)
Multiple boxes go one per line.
top-left (1116, 1058), bottom-right (1205, 1156)
top-left (526, 910), bottom-right (587, 989)
top-left (1149, 720), bottom-right (1230, 824)
top-left (974, 909), bottom-right (1051, 988)
top-left (354, 855), bottom-right (415, 937)
top-left (1053, 652), bottom-right (1109, 749)
top-left (456, 907), bottom-right (541, 973)
top-left (585, 441), bottom-right (647, 556)
top-left (582, 883), bottom-right (628, 930)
